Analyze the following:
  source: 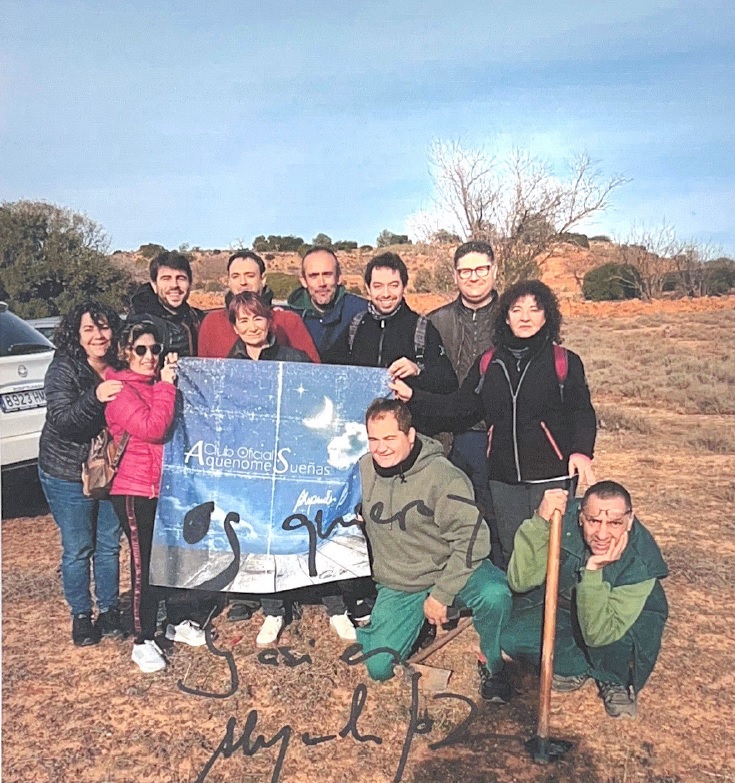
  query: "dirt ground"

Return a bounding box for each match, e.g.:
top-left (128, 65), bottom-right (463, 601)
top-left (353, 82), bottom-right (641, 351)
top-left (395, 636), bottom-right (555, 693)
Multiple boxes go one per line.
top-left (3, 303), bottom-right (735, 783)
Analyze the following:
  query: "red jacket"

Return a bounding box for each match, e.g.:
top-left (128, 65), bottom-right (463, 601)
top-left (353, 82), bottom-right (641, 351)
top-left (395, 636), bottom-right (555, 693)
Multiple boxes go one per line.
top-left (198, 308), bottom-right (321, 362)
top-left (104, 368), bottom-right (176, 498)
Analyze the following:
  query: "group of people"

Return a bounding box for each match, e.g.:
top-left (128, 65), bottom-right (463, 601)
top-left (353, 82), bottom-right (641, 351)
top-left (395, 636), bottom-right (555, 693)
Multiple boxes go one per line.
top-left (39, 241), bottom-right (667, 718)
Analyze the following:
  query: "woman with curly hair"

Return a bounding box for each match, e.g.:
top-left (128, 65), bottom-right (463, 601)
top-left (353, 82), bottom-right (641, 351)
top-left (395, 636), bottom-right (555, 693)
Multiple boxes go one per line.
top-left (391, 280), bottom-right (597, 568)
top-left (39, 301), bottom-right (125, 646)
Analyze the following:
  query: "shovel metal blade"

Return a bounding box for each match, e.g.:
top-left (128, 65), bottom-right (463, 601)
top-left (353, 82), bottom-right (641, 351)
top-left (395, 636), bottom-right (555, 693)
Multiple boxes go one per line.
top-left (525, 735), bottom-right (574, 764)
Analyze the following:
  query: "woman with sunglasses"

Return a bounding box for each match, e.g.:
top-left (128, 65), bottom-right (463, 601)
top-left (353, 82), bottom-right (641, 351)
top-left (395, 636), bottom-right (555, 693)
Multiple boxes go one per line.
top-left (39, 301), bottom-right (124, 647)
top-left (105, 318), bottom-right (205, 673)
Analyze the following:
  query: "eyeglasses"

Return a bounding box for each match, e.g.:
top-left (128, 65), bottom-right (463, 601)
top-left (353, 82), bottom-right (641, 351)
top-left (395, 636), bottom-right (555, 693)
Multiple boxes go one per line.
top-left (132, 343), bottom-right (163, 357)
top-left (580, 509), bottom-right (632, 528)
top-left (456, 265), bottom-right (494, 280)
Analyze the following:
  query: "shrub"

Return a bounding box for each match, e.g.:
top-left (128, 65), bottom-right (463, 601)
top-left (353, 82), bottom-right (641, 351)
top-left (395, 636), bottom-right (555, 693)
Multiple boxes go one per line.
top-left (334, 240), bottom-right (358, 251)
top-left (559, 232), bottom-right (590, 249)
top-left (431, 229), bottom-right (462, 244)
top-left (312, 233), bottom-right (332, 247)
top-left (583, 262), bottom-right (641, 301)
top-left (297, 244), bottom-right (312, 258)
top-left (376, 230), bottom-right (411, 248)
top-left (596, 405), bottom-right (653, 435)
top-left (413, 269), bottom-right (433, 293)
top-left (702, 258), bottom-right (735, 296)
top-left (359, 245), bottom-right (373, 252)
top-left (589, 235), bottom-right (612, 243)
top-left (139, 243), bottom-right (167, 258)
top-left (266, 272), bottom-right (300, 299)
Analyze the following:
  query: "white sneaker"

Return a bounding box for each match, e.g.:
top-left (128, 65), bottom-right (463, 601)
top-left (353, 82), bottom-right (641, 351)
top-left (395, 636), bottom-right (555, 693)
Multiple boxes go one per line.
top-left (329, 612), bottom-right (357, 641)
top-left (256, 615), bottom-right (284, 647)
top-left (132, 640), bottom-right (167, 673)
top-left (165, 620), bottom-right (206, 647)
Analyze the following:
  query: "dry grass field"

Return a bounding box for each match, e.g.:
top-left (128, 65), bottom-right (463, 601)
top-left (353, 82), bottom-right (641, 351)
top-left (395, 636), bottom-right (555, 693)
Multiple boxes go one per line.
top-left (2, 302), bottom-right (735, 783)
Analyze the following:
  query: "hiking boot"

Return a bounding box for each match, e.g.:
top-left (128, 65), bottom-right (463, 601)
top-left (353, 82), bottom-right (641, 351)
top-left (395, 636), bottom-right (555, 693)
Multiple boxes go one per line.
top-left (598, 682), bottom-right (637, 719)
top-left (132, 640), bottom-right (167, 673)
top-left (552, 673), bottom-right (590, 693)
top-left (478, 662), bottom-right (512, 704)
top-left (95, 607), bottom-right (124, 639)
top-left (256, 615), bottom-right (284, 647)
top-left (329, 612), bottom-right (357, 641)
top-left (72, 613), bottom-right (101, 647)
top-left (165, 620), bottom-right (206, 647)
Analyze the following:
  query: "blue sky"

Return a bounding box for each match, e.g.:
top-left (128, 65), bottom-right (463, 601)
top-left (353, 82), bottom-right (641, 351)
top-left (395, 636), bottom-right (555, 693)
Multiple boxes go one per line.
top-left (1, 0), bottom-right (733, 253)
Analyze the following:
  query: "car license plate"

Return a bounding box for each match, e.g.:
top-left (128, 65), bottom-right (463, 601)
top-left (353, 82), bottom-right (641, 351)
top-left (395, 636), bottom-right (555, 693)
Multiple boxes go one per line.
top-left (0, 389), bottom-right (47, 412)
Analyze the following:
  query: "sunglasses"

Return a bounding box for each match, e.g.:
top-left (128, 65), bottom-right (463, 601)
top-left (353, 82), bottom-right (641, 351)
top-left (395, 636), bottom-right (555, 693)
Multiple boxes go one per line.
top-left (132, 343), bottom-right (163, 357)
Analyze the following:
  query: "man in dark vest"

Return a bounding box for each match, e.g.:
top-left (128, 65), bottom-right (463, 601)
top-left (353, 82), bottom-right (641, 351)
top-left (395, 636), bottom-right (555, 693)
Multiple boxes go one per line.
top-left (428, 240), bottom-right (499, 556)
top-left (129, 251), bottom-right (204, 357)
top-left (502, 481), bottom-right (668, 718)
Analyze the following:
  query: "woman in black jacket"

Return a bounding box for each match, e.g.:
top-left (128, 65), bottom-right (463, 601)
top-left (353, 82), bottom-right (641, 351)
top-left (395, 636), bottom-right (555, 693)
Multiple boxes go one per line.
top-left (225, 292), bottom-right (359, 646)
top-left (38, 301), bottom-right (125, 646)
top-left (391, 280), bottom-right (597, 568)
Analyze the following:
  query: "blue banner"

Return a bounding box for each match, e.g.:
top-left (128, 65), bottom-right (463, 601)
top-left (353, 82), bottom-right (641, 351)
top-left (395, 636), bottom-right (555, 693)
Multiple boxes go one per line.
top-left (150, 358), bottom-right (389, 593)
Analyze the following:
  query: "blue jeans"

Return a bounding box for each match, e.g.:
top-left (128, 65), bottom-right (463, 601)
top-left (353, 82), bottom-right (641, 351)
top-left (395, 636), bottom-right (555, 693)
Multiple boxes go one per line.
top-left (39, 467), bottom-right (122, 616)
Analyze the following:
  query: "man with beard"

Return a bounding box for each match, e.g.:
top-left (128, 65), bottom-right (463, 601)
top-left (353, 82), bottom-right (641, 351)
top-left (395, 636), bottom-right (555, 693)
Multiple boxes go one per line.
top-left (286, 246), bottom-right (368, 362)
top-left (129, 251), bottom-right (205, 357)
top-left (198, 250), bottom-right (319, 361)
top-left (335, 253), bottom-right (457, 433)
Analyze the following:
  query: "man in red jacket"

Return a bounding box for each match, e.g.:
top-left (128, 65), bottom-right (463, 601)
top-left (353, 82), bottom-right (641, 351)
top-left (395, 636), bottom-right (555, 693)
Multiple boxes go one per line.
top-left (198, 251), bottom-right (320, 362)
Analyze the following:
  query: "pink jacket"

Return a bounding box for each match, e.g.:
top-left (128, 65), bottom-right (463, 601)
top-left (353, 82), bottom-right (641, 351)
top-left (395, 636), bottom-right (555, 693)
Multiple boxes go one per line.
top-left (104, 368), bottom-right (177, 498)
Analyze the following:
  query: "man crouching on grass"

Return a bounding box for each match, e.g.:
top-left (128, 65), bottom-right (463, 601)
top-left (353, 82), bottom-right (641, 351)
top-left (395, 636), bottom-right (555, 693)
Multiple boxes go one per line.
top-left (502, 481), bottom-right (668, 718)
top-left (356, 398), bottom-right (513, 703)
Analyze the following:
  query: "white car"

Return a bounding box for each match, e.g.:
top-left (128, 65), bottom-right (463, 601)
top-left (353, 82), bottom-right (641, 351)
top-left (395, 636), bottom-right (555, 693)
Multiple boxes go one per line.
top-left (0, 303), bottom-right (55, 470)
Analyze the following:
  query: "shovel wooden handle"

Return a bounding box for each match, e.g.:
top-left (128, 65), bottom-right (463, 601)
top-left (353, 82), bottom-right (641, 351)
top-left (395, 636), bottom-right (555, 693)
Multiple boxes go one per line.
top-left (409, 617), bottom-right (474, 665)
top-left (537, 508), bottom-right (563, 741)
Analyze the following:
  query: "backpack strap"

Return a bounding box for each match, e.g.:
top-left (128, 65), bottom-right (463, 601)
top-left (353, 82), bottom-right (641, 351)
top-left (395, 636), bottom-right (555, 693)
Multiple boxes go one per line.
top-left (479, 347), bottom-right (496, 376)
top-left (414, 315), bottom-right (428, 368)
top-left (348, 311), bottom-right (368, 353)
top-left (476, 344), bottom-right (568, 398)
top-left (553, 344), bottom-right (569, 402)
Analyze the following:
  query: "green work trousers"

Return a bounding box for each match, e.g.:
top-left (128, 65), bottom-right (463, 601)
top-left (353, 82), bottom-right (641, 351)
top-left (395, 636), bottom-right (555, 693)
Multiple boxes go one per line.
top-left (501, 602), bottom-right (642, 690)
top-left (356, 560), bottom-right (511, 681)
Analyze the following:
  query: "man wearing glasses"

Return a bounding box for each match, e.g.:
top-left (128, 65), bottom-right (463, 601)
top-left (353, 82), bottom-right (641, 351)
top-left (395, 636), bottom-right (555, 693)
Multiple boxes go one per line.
top-left (502, 481), bottom-right (668, 719)
top-left (428, 241), bottom-right (499, 557)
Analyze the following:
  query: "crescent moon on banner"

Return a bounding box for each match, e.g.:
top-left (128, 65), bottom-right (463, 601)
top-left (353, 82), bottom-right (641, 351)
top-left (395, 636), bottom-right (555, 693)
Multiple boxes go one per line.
top-left (303, 396), bottom-right (335, 430)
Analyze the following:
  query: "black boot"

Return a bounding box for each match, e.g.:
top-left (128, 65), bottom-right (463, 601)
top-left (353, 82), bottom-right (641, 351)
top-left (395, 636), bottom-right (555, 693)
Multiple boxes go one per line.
top-left (95, 607), bottom-right (124, 638)
top-left (72, 613), bottom-right (101, 647)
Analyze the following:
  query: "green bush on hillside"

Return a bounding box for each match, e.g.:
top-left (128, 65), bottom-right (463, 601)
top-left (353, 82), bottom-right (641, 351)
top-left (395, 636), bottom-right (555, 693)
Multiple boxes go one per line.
top-left (583, 262), bottom-right (641, 301)
top-left (559, 232), bottom-right (590, 249)
top-left (267, 272), bottom-right (300, 299)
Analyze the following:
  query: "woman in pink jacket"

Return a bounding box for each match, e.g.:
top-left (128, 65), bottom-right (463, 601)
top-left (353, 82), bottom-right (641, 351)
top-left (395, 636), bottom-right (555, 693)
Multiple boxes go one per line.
top-left (106, 318), bottom-right (205, 673)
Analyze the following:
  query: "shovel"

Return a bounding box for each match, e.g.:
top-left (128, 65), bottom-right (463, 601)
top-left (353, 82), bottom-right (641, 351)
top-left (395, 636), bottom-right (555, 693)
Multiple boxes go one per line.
top-left (525, 507), bottom-right (573, 763)
top-left (402, 612), bottom-right (474, 692)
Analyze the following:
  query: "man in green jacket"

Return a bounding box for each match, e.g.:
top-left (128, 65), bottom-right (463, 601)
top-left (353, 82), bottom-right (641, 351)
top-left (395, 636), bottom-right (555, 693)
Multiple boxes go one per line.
top-left (502, 481), bottom-right (668, 718)
top-left (356, 398), bottom-right (513, 702)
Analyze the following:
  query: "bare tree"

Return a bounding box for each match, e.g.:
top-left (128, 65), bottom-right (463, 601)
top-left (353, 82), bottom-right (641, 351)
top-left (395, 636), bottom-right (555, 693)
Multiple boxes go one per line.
top-left (421, 140), bottom-right (627, 286)
top-left (616, 222), bottom-right (683, 300)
